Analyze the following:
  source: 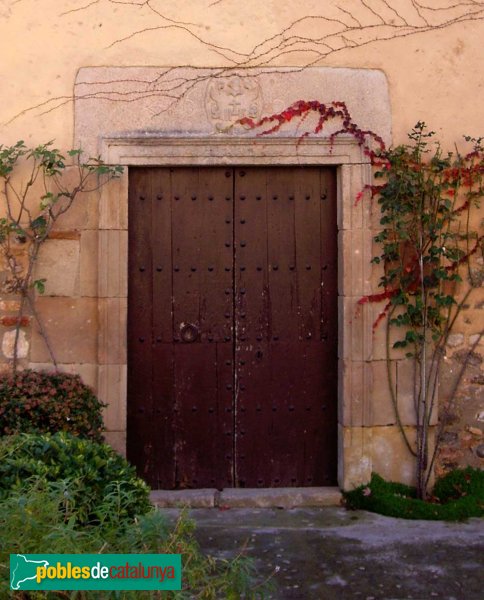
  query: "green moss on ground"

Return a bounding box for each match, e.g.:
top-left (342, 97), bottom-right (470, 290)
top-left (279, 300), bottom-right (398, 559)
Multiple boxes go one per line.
top-left (343, 468), bottom-right (484, 521)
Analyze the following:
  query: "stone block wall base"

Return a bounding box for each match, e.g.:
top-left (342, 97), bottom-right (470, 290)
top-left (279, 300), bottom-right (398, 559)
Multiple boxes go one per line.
top-left (339, 425), bottom-right (432, 489)
top-left (103, 431), bottom-right (127, 457)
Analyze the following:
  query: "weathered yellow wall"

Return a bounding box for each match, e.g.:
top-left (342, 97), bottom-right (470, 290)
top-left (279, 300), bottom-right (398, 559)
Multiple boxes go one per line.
top-left (1, 0), bottom-right (483, 148)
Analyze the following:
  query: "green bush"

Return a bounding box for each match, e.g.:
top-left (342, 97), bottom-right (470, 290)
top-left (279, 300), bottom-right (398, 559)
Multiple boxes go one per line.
top-left (0, 483), bottom-right (265, 599)
top-left (343, 470), bottom-right (484, 521)
top-left (433, 466), bottom-right (484, 502)
top-left (0, 370), bottom-right (105, 441)
top-left (0, 432), bottom-right (151, 525)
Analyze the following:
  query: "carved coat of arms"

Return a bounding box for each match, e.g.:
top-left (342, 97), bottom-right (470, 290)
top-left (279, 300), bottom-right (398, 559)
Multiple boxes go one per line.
top-left (205, 75), bottom-right (263, 132)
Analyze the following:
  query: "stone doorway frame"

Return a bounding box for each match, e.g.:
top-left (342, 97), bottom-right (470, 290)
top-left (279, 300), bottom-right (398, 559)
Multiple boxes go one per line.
top-left (97, 133), bottom-right (377, 490)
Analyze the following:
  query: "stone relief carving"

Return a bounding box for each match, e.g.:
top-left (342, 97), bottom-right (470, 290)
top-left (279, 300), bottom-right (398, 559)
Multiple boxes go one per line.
top-left (205, 75), bottom-right (263, 132)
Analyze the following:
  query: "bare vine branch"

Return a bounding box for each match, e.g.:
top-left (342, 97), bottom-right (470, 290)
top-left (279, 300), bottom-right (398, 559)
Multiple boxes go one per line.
top-left (3, 0), bottom-right (484, 125)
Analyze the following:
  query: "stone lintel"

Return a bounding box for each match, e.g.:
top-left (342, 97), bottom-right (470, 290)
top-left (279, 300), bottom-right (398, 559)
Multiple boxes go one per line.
top-left (75, 66), bottom-right (392, 158)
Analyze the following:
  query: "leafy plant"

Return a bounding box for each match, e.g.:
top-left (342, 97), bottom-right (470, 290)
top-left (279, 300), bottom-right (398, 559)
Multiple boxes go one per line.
top-left (0, 482), bottom-right (267, 599)
top-left (359, 123), bottom-right (484, 498)
top-left (433, 466), bottom-right (484, 503)
top-left (0, 432), bottom-right (151, 525)
top-left (344, 469), bottom-right (484, 521)
top-left (0, 369), bottom-right (105, 441)
top-left (0, 140), bottom-right (123, 371)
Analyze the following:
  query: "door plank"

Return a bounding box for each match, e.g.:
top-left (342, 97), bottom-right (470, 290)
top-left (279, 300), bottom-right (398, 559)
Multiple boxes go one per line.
top-left (171, 168), bottom-right (202, 333)
top-left (234, 168), bottom-right (272, 487)
top-left (198, 168), bottom-right (234, 342)
top-left (127, 168), bottom-right (156, 481)
top-left (294, 168), bottom-right (322, 341)
top-left (150, 169), bottom-right (175, 487)
top-left (170, 168), bottom-right (234, 488)
top-left (173, 343), bottom-right (233, 489)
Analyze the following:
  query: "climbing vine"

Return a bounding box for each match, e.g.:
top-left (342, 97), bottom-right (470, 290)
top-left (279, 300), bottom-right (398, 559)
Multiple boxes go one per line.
top-left (0, 141), bottom-right (123, 372)
top-left (4, 1), bottom-right (484, 125)
top-left (361, 123), bottom-right (483, 499)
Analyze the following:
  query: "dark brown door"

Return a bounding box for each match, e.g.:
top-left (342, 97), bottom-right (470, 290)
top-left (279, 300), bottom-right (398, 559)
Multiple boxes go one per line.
top-left (127, 166), bottom-right (337, 489)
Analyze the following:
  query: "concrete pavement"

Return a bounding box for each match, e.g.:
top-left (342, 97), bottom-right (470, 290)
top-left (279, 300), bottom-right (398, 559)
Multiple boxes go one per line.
top-left (161, 507), bottom-right (484, 600)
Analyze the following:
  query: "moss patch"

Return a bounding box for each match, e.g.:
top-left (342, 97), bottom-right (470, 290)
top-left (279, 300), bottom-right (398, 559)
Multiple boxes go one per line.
top-left (343, 468), bottom-right (484, 521)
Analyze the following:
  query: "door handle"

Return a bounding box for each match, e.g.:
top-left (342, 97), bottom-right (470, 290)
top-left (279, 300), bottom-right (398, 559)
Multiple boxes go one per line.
top-left (180, 322), bottom-right (199, 343)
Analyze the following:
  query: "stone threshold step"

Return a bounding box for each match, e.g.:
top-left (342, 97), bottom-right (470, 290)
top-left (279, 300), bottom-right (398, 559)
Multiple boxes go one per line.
top-left (150, 487), bottom-right (342, 509)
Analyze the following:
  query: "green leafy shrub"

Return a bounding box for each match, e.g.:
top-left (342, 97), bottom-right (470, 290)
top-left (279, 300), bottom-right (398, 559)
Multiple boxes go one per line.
top-left (344, 470), bottom-right (484, 521)
top-left (359, 124), bottom-right (483, 499)
top-left (433, 466), bottom-right (484, 503)
top-left (0, 370), bottom-right (105, 441)
top-left (0, 483), bottom-right (265, 599)
top-left (0, 432), bottom-right (151, 525)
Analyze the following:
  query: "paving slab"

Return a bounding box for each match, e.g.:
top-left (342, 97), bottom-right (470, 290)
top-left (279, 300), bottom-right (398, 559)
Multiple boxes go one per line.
top-left (159, 507), bottom-right (484, 600)
top-left (150, 487), bottom-right (342, 508)
top-left (150, 488), bottom-right (217, 508)
top-left (219, 487), bottom-right (342, 508)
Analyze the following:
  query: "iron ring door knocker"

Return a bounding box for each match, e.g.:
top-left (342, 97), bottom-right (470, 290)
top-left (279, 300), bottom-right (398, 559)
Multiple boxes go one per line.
top-left (180, 322), bottom-right (199, 343)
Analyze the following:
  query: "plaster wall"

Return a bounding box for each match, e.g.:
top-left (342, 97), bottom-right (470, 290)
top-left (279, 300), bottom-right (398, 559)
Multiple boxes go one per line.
top-left (1, 1), bottom-right (483, 148)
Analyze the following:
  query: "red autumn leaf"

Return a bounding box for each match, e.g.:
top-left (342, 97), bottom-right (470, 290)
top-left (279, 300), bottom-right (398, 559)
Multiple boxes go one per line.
top-left (357, 289), bottom-right (395, 305)
top-left (372, 301), bottom-right (392, 332)
top-left (281, 110), bottom-right (294, 121)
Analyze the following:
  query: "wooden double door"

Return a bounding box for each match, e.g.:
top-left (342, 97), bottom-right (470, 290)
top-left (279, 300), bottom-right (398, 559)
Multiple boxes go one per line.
top-left (127, 166), bottom-right (337, 489)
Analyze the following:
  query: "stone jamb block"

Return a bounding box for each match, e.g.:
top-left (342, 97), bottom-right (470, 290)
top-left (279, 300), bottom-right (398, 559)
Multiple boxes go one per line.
top-left (80, 230), bottom-right (99, 297)
top-left (338, 425), bottom-right (373, 490)
top-left (98, 298), bottom-right (127, 365)
top-left (370, 236), bottom-right (385, 291)
top-left (339, 296), bottom-right (373, 362)
top-left (98, 230), bottom-right (128, 298)
top-left (339, 358), bottom-right (434, 428)
top-left (99, 172), bottom-right (128, 230)
top-left (103, 431), bottom-right (127, 457)
top-left (338, 359), bottom-right (372, 427)
top-left (98, 364), bottom-right (127, 431)
top-left (338, 163), bottom-right (372, 232)
top-left (338, 228), bottom-right (373, 297)
top-left (30, 298), bottom-right (98, 364)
